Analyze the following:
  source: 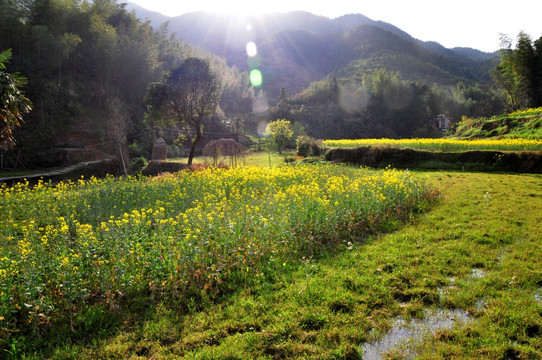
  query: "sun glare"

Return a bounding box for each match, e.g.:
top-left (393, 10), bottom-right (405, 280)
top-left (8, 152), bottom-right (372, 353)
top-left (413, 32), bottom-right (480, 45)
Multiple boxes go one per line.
top-left (136, 0), bottom-right (293, 18)
top-left (215, 9), bottom-right (266, 17)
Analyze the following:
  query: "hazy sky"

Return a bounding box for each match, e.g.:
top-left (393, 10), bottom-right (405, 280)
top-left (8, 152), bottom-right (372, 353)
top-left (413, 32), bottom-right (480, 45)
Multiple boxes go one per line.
top-left (129, 0), bottom-right (541, 53)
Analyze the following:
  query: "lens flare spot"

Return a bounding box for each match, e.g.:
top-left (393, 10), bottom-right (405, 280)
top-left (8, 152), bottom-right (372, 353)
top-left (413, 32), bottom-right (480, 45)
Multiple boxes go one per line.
top-left (246, 24), bottom-right (253, 31)
top-left (338, 82), bottom-right (369, 114)
top-left (257, 120), bottom-right (268, 136)
top-left (246, 41), bottom-right (258, 57)
top-left (250, 69), bottom-right (263, 87)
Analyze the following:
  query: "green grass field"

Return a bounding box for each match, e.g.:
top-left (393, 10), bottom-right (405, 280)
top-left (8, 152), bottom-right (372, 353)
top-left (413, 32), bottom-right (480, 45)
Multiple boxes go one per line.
top-left (69, 171), bottom-right (542, 359)
top-left (1, 159), bottom-right (541, 359)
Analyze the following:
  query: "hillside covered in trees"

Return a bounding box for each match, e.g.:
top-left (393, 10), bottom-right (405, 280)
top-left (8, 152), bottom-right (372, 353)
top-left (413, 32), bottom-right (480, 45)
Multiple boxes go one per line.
top-left (0, 0), bottom-right (253, 168)
top-left (1, 0), bottom-right (540, 170)
top-left (126, 5), bottom-right (498, 96)
top-left (101, 5), bottom-right (516, 140)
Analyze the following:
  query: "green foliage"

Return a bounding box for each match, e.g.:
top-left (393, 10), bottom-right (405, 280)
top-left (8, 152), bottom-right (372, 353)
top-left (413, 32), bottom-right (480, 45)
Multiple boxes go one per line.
top-left (0, 1), bottom-right (252, 169)
top-left (144, 57), bottom-right (223, 165)
top-left (287, 120), bottom-right (307, 148)
top-left (219, 65), bottom-right (254, 119)
top-left (452, 107), bottom-right (542, 139)
top-left (166, 143), bottom-right (186, 158)
top-left (0, 49), bottom-right (32, 151)
top-left (267, 86), bottom-right (292, 121)
top-left (291, 68), bottom-right (506, 140)
top-left (130, 155), bottom-right (147, 173)
top-left (127, 141), bottom-right (146, 158)
top-left (265, 118), bottom-right (293, 153)
top-left (0, 0), bottom-right (178, 156)
top-left (492, 32), bottom-right (542, 111)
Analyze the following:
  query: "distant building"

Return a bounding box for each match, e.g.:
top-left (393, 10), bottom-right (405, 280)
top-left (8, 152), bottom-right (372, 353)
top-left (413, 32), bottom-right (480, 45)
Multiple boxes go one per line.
top-left (430, 114), bottom-right (452, 134)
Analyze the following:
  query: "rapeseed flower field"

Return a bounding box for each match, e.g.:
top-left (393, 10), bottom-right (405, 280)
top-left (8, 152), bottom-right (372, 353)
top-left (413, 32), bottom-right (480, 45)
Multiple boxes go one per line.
top-left (0, 164), bottom-right (436, 344)
top-left (323, 138), bottom-right (542, 151)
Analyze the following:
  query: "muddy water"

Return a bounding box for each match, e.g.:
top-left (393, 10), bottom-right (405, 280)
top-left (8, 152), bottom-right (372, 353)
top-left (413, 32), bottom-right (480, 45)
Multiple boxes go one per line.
top-left (360, 308), bottom-right (471, 360)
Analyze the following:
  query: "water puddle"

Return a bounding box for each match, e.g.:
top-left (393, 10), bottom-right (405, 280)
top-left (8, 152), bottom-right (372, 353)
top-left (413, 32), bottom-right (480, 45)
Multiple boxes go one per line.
top-left (469, 268), bottom-right (486, 279)
top-left (438, 268), bottom-right (486, 299)
top-left (535, 288), bottom-right (542, 303)
top-left (362, 269), bottom-right (483, 359)
top-left (475, 299), bottom-right (486, 311)
top-left (360, 308), bottom-right (471, 360)
top-left (437, 277), bottom-right (456, 299)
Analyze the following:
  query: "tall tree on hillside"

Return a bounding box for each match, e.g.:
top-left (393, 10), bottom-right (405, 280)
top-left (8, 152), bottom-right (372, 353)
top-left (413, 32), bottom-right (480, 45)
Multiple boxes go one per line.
top-left (144, 57), bottom-right (222, 165)
top-left (219, 66), bottom-right (254, 136)
top-left (492, 32), bottom-right (542, 110)
top-left (0, 49), bottom-right (32, 151)
top-left (534, 36), bottom-right (542, 106)
top-left (268, 86), bottom-right (291, 121)
top-left (514, 32), bottom-right (537, 106)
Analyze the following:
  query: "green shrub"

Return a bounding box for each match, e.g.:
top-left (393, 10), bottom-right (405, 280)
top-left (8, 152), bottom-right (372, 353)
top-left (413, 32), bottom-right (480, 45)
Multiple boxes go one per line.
top-left (283, 156), bottom-right (296, 163)
top-left (130, 156), bottom-right (148, 173)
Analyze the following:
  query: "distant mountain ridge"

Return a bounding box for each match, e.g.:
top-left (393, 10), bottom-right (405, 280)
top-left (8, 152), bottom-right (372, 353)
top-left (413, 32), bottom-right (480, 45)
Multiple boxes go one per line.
top-left (125, 3), bottom-right (495, 60)
top-left (125, 2), bottom-right (498, 97)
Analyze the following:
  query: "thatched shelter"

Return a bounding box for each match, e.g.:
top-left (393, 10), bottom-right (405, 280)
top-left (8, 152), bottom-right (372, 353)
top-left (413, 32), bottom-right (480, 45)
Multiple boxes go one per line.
top-left (203, 138), bottom-right (243, 167)
top-left (151, 137), bottom-right (167, 161)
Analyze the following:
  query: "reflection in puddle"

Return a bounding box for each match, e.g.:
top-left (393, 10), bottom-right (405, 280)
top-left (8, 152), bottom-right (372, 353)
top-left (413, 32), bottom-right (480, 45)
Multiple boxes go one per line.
top-left (361, 308), bottom-right (471, 360)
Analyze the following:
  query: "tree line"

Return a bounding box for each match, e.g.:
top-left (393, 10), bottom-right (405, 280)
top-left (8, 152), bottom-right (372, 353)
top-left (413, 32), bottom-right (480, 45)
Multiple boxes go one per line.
top-left (491, 32), bottom-right (542, 111)
top-left (0, 0), bottom-right (253, 167)
top-left (270, 70), bottom-right (504, 140)
top-left (257, 32), bottom-right (540, 141)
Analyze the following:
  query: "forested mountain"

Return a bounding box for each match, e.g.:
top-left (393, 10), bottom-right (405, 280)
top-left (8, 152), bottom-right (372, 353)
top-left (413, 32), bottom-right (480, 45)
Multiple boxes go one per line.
top-left (125, 4), bottom-right (496, 62)
top-left (126, 5), bottom-right (498, 98)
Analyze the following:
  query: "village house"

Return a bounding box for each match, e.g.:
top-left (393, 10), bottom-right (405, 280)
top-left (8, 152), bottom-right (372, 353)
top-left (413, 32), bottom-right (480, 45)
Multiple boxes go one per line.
top-left (430, 114), bottom-right (453, 134)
